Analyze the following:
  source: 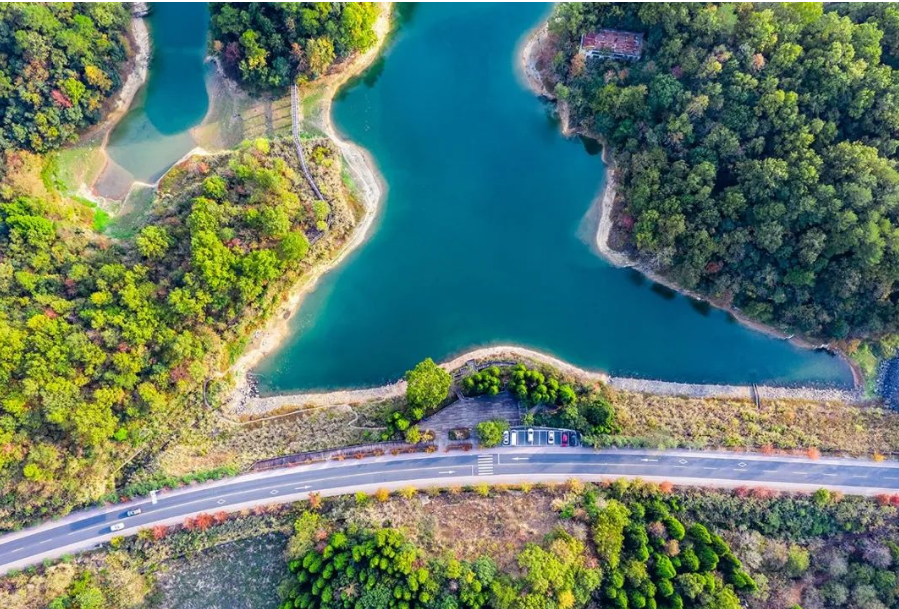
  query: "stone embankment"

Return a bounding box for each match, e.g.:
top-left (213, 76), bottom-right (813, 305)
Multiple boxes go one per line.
top-left (233, 346), bottom-right (865, 417)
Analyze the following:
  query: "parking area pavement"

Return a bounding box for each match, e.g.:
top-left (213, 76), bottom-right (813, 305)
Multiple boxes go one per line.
top-left (504, 426), bottom-right (579, 448)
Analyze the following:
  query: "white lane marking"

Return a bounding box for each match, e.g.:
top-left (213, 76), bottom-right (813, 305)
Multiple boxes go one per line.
top-left (13, 455), bottom-right (885, 553)
top-left (270, 490), bottom-right (279, 495)
top-left (640, 458), bottom-right (659, 462)
top-left (792, 472), bottom-right (808, 475)
top-left (217, 499), bottom-right (226, 504)
top-left (738, 462), bottom-right (747, 468)
top-left (678, 459), bottom-right (688, 464)
top-left (822, 473), bottom-right (837, 477)
top-left (702, 467), bottom-right (718, 470)
top-left (763, 470), bottom-right (777, 473)
top-left (438, 470), bottom-right (456, 475)
top-left (294, 485), bottom-right (312, 490)
top-left (510, 457), bottom-right (529, 461)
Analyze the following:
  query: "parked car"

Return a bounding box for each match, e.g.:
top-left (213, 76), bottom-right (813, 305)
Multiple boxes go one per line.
top-left (527, 428), bottom-right (534, 444)
top-left (110, 522), bottom-right (125, 532)
top-left (561, 433), bottom-right (569, 447)
top-left (125, 508), bottom-right (142, 517)
top-left (548, 431), bottom-right (555, 445)
top-left (502, 430), bottom-right (510, 446)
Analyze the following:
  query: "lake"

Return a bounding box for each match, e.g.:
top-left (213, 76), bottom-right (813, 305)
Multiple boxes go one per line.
top-left (249, 3), bottom-right (853, 392)
top-left (104, 3), bottom-right (210, 185)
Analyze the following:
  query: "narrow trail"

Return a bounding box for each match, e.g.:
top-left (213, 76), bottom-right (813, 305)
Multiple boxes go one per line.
top-left (290, 84), bottom-right (325, 201)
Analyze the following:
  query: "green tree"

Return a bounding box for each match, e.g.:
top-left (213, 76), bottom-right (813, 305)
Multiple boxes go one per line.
top-left (476, 419), bottom-right (509, 448)
top-left (405, 358), bottom-right (451, 412)
top-left (278, 231), bottom-right (310, 262)
top-left (136, 225), bottom-right (171, 260)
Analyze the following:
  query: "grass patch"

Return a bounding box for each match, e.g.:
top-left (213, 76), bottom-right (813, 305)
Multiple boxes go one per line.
top-left (611, 390), bottom-right (899, 456)
top-left (106, 184), bottom-right (156, 238)
top-left (151, 532), bottom-right (288, 609)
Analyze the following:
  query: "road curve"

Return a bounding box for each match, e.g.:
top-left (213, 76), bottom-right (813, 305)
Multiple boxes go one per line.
top-left (2, 447), bottom-right (898, 574)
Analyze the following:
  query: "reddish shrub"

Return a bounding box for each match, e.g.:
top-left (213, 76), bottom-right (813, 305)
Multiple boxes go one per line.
top-left (195, 513), bottom-right (214, 530)
top-left (659, 481), bottom-right (674, 495)
top-left (152, 525), bottom-right (168, 540)
top-left (751, 486), bottom-right (776, 499)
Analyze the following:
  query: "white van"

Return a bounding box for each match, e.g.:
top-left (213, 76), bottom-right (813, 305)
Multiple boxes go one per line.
top-left (527, 428), bottom-right (534, 444)
top-left (510, 431), bottom-right (517, 446)
top-left (110, 522), bottom-right (125, 532)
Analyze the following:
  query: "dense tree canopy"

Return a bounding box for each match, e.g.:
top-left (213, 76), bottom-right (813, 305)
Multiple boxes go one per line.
top-left (210, 2), bottom-right (380, 91)
top-left (0, 138), bottom-right (338, 526)
top-left (547, 3), bottom-right (899, 340)
top-left (0, 3), bottom-right (131, 153)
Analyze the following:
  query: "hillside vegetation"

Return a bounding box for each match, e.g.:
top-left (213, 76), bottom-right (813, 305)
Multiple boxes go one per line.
top-left (0, 138), bottom-right (349, 527)
top-left (210, 2), bottom-right (380, 91)
top-left (0, 3), bottom-right (131, 153)
top-left (546, 3), bottom-right (899, 345)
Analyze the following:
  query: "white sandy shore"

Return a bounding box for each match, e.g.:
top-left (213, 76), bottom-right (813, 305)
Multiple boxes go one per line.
top-left (227, 5), bottom-right (392, 409)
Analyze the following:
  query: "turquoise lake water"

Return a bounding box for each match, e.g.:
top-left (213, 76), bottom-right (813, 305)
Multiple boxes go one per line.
top-left (105, 3), bottom-right (210, 183)
top-left (254, 3), bottom-right (853, 392)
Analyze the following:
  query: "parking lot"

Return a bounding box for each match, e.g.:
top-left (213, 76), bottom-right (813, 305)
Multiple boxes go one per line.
top-left (503, 427), bottom-right (579, 448)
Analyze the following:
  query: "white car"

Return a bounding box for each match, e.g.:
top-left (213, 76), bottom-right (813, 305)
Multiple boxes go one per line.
top-left (502, 430), bottom-right (510, 446)
top-left (125, 508), bottom-right (142, 517)
top-left (110, 522), bottom-right (125, 532)
top-left (527, 428), bottom-right (534, 444)
top-left (548, 432), bottom-right (555, 445)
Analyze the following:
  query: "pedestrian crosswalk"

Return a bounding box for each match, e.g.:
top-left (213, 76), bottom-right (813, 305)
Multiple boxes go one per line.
top-left (477, 455), bottom-right (494, 475)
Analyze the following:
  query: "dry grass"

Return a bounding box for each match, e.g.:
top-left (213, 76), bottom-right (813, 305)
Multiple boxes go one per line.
top-left (154, 398), bottom-right (397, 477)
top-left (613, 390), bottom-right (899, 455)
top-left (348, 489), bottom-right (582, 572)
top-left (151, 532), bottom-right (288, 609)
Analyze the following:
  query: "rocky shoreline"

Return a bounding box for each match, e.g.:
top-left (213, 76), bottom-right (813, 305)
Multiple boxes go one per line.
top-left (233, 345), bottom-right (864, 417)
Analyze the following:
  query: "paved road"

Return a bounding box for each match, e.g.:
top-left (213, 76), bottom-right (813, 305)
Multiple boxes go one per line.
top-left (2, 448), bottom-right (898, 573)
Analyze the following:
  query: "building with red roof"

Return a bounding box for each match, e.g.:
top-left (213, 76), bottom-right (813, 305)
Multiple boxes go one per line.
top-left (580, 29), bottom-right (644, 61)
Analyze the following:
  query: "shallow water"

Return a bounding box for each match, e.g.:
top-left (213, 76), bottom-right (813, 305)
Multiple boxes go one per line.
top-left (252, 3), bottom-right (853, 392)
top-left (104, 3), bottom-right (210, 184)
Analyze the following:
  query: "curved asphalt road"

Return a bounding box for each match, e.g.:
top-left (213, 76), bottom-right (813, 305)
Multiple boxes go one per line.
top-left (2, 447), bottom-right (898, 573)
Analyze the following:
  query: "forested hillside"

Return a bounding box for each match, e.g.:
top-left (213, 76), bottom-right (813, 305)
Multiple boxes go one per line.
top-left (0, 138), bottom-right (348, 526)
top-left (0, 3), bottom-right (131, 153)
top-left (209, 2), bottom-right (380, 91)
top-left (546, 3), bottom-right (899, 342)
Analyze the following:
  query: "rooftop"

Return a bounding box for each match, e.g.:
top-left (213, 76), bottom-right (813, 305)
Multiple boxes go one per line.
top-left (581, 29), bottom-right (644, 60)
